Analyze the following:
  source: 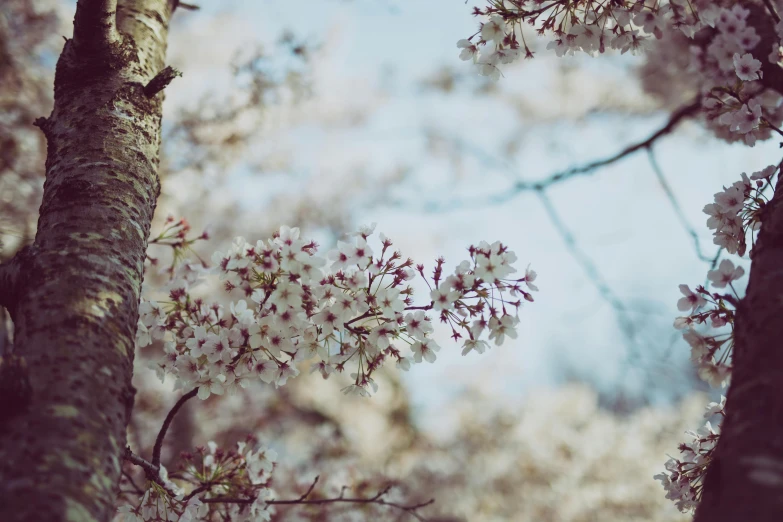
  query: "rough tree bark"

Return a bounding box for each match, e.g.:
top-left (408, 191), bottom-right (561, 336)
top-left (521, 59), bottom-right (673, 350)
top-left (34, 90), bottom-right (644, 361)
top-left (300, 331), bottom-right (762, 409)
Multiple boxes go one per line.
top-left (0, 1), bottom-right (177, 520)
top-left (695, 178), bottom-right (783, 520)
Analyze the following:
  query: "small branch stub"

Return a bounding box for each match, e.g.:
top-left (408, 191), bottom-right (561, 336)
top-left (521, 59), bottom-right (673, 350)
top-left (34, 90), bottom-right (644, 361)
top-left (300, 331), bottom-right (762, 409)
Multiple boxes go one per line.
top-left (144, 66), bottom-right (182, 97)
top-left (175, 1), bottom-right (200, 10)
top-left (124, 447), bottom-right (177, 496)
top-left (33, 117), bottom-right (51, 138)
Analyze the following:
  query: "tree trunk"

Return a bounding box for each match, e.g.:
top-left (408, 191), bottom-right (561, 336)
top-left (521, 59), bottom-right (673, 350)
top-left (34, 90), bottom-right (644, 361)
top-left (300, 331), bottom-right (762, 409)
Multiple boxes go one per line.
top-left (0, 1), bottom-right (174, 520)
top-left (695, 178), bottom-right (783, 520)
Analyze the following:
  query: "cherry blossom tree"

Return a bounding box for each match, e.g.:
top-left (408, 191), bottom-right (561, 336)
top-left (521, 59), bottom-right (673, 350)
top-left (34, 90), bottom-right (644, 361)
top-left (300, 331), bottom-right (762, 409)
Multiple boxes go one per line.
top-left (0, 2), bottom-right (535, 521)
top-left (4, 0), bottom-right (783, 520)
top-left (456, 1), bottom-right (783, 519)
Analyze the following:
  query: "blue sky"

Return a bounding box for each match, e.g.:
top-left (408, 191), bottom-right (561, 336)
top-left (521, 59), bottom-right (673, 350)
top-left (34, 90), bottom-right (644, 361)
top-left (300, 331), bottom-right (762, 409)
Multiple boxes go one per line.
top-left (157, 0), bottom-right (780, 432)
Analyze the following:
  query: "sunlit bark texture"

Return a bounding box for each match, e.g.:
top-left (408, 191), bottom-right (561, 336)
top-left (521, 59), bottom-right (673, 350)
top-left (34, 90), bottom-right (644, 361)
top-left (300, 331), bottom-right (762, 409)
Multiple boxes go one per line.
top-left (695, 178), bottom-right (783, 520)
top-left (0, 1), bottom-right (174, 520)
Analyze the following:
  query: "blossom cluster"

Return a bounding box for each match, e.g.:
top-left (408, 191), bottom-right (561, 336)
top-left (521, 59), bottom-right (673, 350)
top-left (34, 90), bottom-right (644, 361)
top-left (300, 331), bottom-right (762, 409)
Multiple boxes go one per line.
top-left (696, 5), bottom-right (783, 146)
top-left (673, 164), bottom-right (780, 384)
top-left (457, 0), bottom-right (708, 80)
top-left (458, 2), bottom-right (783, 513)
top-left (660, 161), bottom-right (780, 510)
top-left (117, 485), bottom-right (208, 522)
top-left (654, 396), bottom-right (726, 512)
top-left (703, 164), bottom-right (779, 255)
top-left (673, 259), bottom-right (744, 389)
top-left (118, 437), bottom-right (276, 521)
top-left (460, 1), bottom-right (783, 155)
top-left (136, 225), bottom-right (536, 399)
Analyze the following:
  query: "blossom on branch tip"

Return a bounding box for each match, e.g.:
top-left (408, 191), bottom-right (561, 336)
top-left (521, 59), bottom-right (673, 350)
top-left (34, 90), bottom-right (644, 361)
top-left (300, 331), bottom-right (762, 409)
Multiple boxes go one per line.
top-left (477, 55), bottom-right (501, 82)
top-left (524, 264), bottom-right (538, 291)
top-left (411, 339), bottom-right (440, 363)
top-left (704, 395), bottom-right (727, 418)
top-left (431, 284), bottom-right (460, 311)
top-left (457, 39), bottom-right (479, 63)
top-left (481, 15), bottom-right (505, 44)
top-left (698, 361), bottom-right (731, 388)
top-left (733, 52), bottom-right (762, 81)
top-left (461, 338), bottom-right (489, 356)
top-left (404, 310), bottom-right (433, 340)
top-left (488, 315), bottom-right (518, 346)
top-left (707, 259), bottom-right (745, 288)
top-left (677, 285), bottom-right (706, 312)
top-left (750, 165), bottom-right (776, 180)
top-left (683, 330), bottom-right (709, 362)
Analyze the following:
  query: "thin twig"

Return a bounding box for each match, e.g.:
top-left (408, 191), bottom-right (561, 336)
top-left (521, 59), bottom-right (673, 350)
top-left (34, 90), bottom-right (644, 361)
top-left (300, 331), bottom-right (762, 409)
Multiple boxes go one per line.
top-left (646, 146), bottom-right (717, 264)
top-left (202, 496), bottom-right (255, 504)
top-left (197, 480), bottom-right (433, 521)
top-left (122, 469), bottom-right (145, 495)
top-left (124, 447), bottom-right (177, 496)
top-left (516, 99), bottom-right (702, 192)
top-left (762, 0), bottom-right (781, 23)
top-left (265, 485), bottom-right (434, 522)
top-left (703, 249), bottom-right (723, 289)
top-left (422, 98), bottom-right (701, 211)
top-left (296, 475), bottom-right (320, 501)
top-left (182, 482), bottom-right (215, 503)
top-left (152, 388), bottom-right (198, 467)
top-left (535, 188), bottom-right (638, 345)
top-left (125, 447), bottom-right (160, 477)
top-left (411, 103), bottom-right (707, 364)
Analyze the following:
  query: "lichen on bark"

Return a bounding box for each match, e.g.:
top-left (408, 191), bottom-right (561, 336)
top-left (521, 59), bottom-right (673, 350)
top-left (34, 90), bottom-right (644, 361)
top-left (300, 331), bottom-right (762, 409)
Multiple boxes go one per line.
top-left (0, 1), bottom-right (177, 520)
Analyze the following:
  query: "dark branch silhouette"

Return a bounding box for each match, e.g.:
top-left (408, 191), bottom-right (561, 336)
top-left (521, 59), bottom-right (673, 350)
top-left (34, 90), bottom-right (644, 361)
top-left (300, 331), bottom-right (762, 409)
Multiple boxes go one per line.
top-left (152, 388), bottom-right (199, 467)
top-left (646, 146), bottom-right (719, 264)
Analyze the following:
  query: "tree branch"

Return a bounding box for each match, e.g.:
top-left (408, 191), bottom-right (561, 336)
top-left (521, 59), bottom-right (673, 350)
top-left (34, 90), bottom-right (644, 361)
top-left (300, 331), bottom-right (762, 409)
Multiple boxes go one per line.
top-left (124, 447), bottom-right (159, 477)
top-left (423, 98), bottom-right (702, 211)
top-left (192, 476), bottom-right (433, 520)
top-left (264, 485), bottom-right (435, 522)
top-left (201, 496), bottom-right (255, 504)
top-left (646, 146), bottom-right (718, 264)
top-left (290, 475), bottom-right (320, 502)
top-left (762, 0), bottom-right (781, 23)
top-left (152, 388), bottom-right (198, 467)
top-left (144, 66), bottom-right (182, 97)
top-left (534, 189), bottom-right (638, 345)
top-left (408, 102), bottom-right (702, 369)
top-left (121, 469), bottom-right (145, 495)
top-left (73, 0), bottom-right (121, 53)
top-left (123, 447), bottom-right (177, 496)
top-left (516, 99), bottom-right (701, 191)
